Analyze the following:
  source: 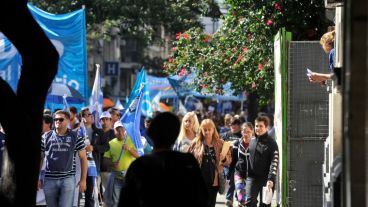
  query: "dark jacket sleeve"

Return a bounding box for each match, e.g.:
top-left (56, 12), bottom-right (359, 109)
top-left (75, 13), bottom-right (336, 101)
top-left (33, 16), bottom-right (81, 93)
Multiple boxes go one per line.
top-left (267, 140), bottom-right (279, 183)
top-left (92, 128), bottom-right (109, 153)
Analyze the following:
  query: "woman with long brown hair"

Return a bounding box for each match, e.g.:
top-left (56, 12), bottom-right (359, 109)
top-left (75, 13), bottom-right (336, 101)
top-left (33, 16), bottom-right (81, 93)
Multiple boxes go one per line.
top-left (189, 119), bottom-right (232, 207)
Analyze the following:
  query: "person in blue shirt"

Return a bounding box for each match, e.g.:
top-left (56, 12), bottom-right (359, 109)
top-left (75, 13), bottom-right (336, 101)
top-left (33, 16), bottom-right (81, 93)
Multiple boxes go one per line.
top-left (40, 110), bottom-right (88, 207)
top-left (309, 30), bottom-right (336, 85)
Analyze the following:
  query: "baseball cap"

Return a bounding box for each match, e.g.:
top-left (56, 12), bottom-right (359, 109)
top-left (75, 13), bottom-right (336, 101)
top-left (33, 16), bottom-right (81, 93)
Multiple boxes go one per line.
top-left (100, 111), bottom-right (112, 120)
top-left (114, 121), bottom-right (124, 129)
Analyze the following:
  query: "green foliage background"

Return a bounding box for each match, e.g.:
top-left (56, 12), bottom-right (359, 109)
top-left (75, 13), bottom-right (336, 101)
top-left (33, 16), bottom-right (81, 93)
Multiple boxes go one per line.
top-left (30, 0), bottom-right (220, 43)
top-left (164, 0), bottom-right (330, 105)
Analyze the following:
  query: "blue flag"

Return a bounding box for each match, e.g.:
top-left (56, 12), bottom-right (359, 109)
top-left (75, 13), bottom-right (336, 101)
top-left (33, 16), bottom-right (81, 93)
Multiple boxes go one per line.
top-left (125, 68), bottom-right (152, 118)
top-left (0, 4), bottom-right (88, 110)
top-left (121, 69), bottom-right (146, 156)
top-left (89, 66), bottom-right (103, 128)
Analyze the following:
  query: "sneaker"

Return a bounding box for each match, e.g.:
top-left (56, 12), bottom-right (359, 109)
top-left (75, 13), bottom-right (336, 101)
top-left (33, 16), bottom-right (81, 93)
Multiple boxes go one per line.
top-left (225, 200), bottom-right (233, 207)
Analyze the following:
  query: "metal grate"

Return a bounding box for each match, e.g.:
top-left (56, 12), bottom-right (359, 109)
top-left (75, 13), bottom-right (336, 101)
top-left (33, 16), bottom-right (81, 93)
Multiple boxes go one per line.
top-left (287, 42), bottom-right (329, 207)
top-left (288, 41), bottom-right (329, 138)
top-left (288, 138), bottom-right (325, 207)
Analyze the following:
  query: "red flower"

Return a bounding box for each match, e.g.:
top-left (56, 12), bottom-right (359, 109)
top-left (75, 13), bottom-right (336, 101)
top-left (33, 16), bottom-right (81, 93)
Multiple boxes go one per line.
top-left (242, 47), bottom-right (249, 53)
top-left (220, 79), bottom-right (225, 83)
top-left (251, 82), bottom-right (256, 88)
top-left (171, 47), bottom-right (177, 52)
top-left (162, 65), bottom-right (166, 70)
top-left (266, 19), bottom-right (273, 26)
top-left (175, 32), bottom-right (182, 40)
top-left (203, 36), bottom-right (211, 43)
top-left (258, 63), bottom-right (264, 71)
top-left (168, 57), bottom-right (173, 63)
top-left (178, 68), bottom-right (186, 77)
top-left (234, 54), bottom-right (243, 65)
top-left (182, 33), bottom-right (190, 40)
top-left (274, 3), bottom-right (281, 11)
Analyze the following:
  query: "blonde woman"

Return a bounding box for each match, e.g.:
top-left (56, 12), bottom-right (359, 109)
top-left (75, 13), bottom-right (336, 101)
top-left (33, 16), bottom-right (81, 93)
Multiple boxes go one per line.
top-left (173, 111), bottom-right (199, 152)
top-left (188, 119), bottom-right (232, 207)
top-left (308, 30), bottom-right (335, 84)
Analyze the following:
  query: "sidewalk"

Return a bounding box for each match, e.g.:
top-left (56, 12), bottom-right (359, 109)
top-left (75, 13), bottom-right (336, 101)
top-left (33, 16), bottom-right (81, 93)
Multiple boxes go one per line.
top-left (216, 193), bottom-right (278, 207)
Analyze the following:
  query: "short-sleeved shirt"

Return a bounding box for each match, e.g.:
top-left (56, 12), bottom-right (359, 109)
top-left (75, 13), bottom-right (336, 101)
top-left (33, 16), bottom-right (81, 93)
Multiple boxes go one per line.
top-left (174, 137), bottom-right (193, 153)
top-left (41, 129), bottom-right (85, 179)
top-left (104, 136), bottom-right (136, 171)
top-left (329, 48), bottom-right (335, 72)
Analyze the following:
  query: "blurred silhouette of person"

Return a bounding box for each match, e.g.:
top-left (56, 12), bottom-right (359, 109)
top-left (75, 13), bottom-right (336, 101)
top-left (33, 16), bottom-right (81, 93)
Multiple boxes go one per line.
top-left (0, 1), bottom-right (59, 205)
top-left (119, 112), bottom-right (208, 207)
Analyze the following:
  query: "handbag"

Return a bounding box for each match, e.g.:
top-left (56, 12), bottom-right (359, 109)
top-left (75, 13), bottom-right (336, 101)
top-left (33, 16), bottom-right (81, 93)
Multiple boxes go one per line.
top-left (262, 186), bottom-right (273, 204)
top-left (218, 141), bottom-right (231, 194)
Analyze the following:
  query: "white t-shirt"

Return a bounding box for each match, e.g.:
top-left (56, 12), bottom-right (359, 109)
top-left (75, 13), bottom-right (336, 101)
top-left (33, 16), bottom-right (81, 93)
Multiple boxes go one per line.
top-left (178, 137), bottom-right (193, 153)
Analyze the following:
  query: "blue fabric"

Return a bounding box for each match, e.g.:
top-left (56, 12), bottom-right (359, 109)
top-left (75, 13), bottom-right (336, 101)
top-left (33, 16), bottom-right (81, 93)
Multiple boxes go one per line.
top-left (43, 131), bottom-right (78, 173)
top-left (329, 48), bottom-right (335, 72)
top-left (28, 3), bottom-right (88, 110)
top-left (44, 176), bottom-right (75, 207)
top-left (0, 4), bottom-right (87, 110)
top-left (121, 69), bottom-right (145, 156)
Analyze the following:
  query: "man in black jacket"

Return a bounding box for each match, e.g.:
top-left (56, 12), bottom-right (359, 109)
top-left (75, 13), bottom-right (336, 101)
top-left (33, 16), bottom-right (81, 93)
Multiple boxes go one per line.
top-left (80, 108), bottom-right (108, 207)
top-left (246, 116), bottom-right (279, 207)
top-left (119, 112), bottom-right (208, 207)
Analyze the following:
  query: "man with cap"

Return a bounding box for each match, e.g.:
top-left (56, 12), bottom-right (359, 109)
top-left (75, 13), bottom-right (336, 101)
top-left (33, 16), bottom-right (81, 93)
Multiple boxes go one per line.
top-left (221, 118), bottom-right (243, 207)
top-left (103, 121), bottom-right (139, 207)
top-left (99, 111), bottom-right (116, 202)
top-left (109, 107), bottom-right (122, 129)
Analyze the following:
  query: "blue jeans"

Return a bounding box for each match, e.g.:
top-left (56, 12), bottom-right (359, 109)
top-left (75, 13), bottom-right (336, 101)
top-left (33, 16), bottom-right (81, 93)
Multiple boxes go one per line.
top-left (44, 176), bottom-right (76, 207)
top-left (104, 172), bottom-right (125, 207)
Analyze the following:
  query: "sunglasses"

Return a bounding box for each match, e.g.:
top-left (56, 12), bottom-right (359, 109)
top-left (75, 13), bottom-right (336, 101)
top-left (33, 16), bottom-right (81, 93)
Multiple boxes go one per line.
top-left (84, 113), bottom-right (92, 117)
top-left (54, 118), bottom-right (65, 122)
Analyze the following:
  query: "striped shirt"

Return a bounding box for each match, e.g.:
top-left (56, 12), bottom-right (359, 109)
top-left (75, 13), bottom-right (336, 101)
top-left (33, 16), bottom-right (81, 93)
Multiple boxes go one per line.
top-left (41, 129), bottom-right (85, 179)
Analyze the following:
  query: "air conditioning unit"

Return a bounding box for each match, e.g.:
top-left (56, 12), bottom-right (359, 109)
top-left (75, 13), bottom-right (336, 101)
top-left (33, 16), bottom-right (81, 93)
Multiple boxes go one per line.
top-left (325, 0), bottom-right (343, 9)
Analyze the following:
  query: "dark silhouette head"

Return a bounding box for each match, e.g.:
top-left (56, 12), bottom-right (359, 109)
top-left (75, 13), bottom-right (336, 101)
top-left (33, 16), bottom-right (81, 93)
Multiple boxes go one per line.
top-left (147, 112), bottom-right (180, 150)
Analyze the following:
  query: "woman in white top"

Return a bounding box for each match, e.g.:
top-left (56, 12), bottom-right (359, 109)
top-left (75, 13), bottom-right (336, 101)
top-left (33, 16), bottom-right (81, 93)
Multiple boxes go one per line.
top-left (173, 111), bottom-right (199, 152)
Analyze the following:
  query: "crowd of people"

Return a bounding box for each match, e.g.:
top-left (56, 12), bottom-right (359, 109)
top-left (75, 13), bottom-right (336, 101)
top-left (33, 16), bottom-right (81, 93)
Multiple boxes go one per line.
top-left (0, 106), bottom-right (279, 207)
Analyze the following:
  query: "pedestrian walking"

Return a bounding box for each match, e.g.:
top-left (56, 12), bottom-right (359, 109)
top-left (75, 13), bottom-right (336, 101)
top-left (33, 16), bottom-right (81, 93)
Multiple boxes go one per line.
top-left (188, 119), bottom-right (232, 207)
top-left (222, 118), bottom-right (243, 207)
top-left (234, 122), bottom-right (254, 207)
top-left (40, 110), bottom-right (87, 207)
top-left (99, 112), bottom-right (115, 205)
top-left (245, 116), bottom-right (279, 207)
top-left (173, 111), bottom-right (199, 152)
top-left (80, 108), bottom-right (108, 207)
top-left (119, 112), bottom-right (208, 207)
top-left (103, 121), bottom-right (139, 207)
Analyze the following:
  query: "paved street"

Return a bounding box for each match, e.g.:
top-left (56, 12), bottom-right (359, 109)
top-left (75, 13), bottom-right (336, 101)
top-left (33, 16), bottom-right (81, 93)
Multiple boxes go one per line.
top-left (216, 192), bottom-right (278, 207)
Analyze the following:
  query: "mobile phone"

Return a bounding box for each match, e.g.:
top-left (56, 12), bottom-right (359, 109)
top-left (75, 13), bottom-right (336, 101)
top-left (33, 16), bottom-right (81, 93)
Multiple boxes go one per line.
top-left (306, 68), bottom-right (312, 77)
